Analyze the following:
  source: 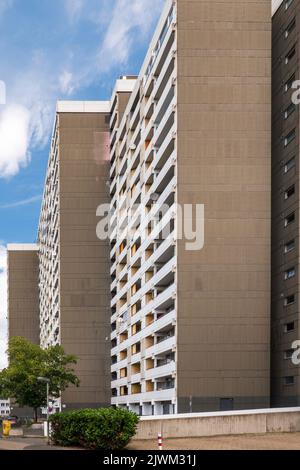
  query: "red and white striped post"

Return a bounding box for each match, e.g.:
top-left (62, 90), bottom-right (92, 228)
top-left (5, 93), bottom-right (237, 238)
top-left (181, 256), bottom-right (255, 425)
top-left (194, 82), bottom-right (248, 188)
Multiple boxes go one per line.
top-left (158, 432), bottom-right (163, 450)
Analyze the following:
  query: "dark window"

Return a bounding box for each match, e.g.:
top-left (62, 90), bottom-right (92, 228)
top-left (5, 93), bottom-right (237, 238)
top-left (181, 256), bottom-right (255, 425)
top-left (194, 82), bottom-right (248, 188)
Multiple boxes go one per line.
top-left (285, 185), bottom-right (295, 199)
top-left (284, 376), bottom-right (295, 385)
top-left (284, 156), bottom-right (296, 173)
top-left (284, 128), bottom-right (296, 147)
top-left (285, 73), bottom-right (296, 92)
top-left (285, 239), bottom-right (295, 253)
top-left (284, 294), bottom-right (295, 306)
top-left (285, 0), bottom-right (294, 10)
top-left (285, 321), bottom-right (295, 332)
top-left (285, 18), bottom-right (296, 38)
top-left (286, 46), bottom-right (296, 64)
top-left (284, 102), bottom-right (296, 119)
top-left (220, 398), bottom-right (234, 411)
top-left (285, 267), bottom-right (295, 280)
top-left (285, 212), bottom-right (295, 226)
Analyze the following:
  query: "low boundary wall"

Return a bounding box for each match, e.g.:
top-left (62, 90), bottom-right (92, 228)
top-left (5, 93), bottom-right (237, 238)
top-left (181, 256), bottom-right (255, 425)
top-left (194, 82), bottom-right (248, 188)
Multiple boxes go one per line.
top-left (134, 407), bottom-right (300, 440)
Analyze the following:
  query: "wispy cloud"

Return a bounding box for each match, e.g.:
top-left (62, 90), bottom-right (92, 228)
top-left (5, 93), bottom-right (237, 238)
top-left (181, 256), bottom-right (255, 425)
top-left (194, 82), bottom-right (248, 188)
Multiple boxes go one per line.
top-left (0, 245), bottom-right (8, 370)
top-left (98, 0), bottom-right (164, 71)
top-left (59, 70), bottom-right (74, 95)
top-left (0, 0), bottom-right (13, 18)
top-left (64, 0), bottom-right (84, 23)
top-left (0, 194), bottom-right (42, 210)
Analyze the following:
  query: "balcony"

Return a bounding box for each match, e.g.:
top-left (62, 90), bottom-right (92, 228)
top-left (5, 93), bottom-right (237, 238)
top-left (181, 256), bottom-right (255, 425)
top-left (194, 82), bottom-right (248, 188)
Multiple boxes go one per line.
top-left (145, 361), bottom-right (175, 380)
top-left (145, 334), bottom-right (176, 358)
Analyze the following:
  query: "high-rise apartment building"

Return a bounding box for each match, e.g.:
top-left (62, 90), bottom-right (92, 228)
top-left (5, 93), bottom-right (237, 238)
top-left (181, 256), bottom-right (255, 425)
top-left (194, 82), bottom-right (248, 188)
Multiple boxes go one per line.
top-left (7, 244), bottom-right (40, 344)
top-left (272, 0), bottom-right (300, 407)
top-left (37, 101), bottom-right (111, 409)
top-left (7, 0), bottom-right (274, 417)
top-left (110, 0), bottom-right (272, 415)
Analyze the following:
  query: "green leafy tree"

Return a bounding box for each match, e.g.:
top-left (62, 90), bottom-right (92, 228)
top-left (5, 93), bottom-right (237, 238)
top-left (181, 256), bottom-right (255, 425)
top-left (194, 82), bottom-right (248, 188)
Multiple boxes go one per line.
top-left (0, 337), bottom-right (80, 422)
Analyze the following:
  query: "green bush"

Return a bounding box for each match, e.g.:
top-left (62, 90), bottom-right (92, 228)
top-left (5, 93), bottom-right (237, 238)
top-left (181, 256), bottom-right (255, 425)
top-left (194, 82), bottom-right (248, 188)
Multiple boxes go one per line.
top-left (49, 408), bottom-right (139, 450)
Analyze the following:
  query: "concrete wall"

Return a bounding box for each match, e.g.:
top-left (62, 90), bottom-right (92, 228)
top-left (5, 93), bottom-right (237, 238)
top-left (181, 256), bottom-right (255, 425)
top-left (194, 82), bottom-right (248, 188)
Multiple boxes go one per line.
top-left (134, 408), bottom-right (300, 439)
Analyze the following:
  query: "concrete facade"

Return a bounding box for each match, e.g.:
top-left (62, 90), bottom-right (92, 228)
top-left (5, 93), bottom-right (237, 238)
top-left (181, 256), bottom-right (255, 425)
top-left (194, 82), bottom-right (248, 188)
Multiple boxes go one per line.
top-left (272, 0), bottom-right (300, 407)
top-left (176, 0), bottom-right (272, 413)
top-left (110, 0), bottom-right (272, 415)
top-left (6, 0), bottom-right (277, 417)
top-left (38, 102), bottom-right (111, 409)
top-left (7, 245), bottom-right (40, 344)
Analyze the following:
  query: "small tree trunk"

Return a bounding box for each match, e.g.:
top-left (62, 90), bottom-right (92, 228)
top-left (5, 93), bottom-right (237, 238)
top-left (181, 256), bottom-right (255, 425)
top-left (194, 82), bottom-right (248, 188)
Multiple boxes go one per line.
top-left (34, 408), bottom-right (38, 423)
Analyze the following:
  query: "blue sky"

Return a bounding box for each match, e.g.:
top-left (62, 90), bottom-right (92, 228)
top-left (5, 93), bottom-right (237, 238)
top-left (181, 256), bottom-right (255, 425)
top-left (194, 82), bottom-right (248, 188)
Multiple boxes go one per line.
top-left (0, 0), bottom-right (164, 367)
top-left (0, 0), bottom-right (164, 243)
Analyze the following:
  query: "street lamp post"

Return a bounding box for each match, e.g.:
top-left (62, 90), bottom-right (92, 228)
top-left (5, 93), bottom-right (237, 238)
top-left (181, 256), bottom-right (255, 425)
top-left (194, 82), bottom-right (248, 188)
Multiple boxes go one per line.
top-left (37, 377), bottom-right (50, 445)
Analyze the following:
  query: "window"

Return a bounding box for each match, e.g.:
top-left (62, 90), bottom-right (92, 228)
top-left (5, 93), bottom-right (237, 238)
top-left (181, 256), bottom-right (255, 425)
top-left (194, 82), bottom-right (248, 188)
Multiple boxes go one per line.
top-left (285, 18), bottom-right (296, 38)
top-left (284, 294), bottom-right (295, 305)
top-left (284, 349), bottom-right (294, 359)
top-left (285, 73), bottom-right (296, 92)
top-left (285, 0), bottom-right (294, 10)
top-left (220, 398), bottom-right (234, 411)
top-left (284, 128), bottom-right (296, 147)
top-left (285, 267), bottom-right (295, 280)
top-left (284, 102), bottom-right (296, 119)
top-left (284, 376), bottom-right (295, 385)
top-left (285, 321), bottom-right (295, 332)
top-left (285, 212), bottom-right (295, 226)
top-left (286, 46), bottom-right (296, 64)
top-left (284, 185), bottom-right (295, 199)
top-left (284, 156), bottom-right (296, 173)
top-left (285, 239), bottom-right (295, 253)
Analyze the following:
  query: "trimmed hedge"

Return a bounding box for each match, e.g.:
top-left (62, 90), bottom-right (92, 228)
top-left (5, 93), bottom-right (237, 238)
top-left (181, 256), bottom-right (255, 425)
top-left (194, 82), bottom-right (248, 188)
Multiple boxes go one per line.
top-left (49, 408), bottom-right (139, 450)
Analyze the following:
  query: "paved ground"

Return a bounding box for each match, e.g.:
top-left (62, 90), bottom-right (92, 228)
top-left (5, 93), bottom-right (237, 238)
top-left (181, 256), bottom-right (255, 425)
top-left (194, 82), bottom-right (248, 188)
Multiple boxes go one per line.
top-left (1, 432), bottom-right (300, 450)
top-left (128, 432), bottom-right (300, 450)
top-left (0, 437), bottom-right (82, 451)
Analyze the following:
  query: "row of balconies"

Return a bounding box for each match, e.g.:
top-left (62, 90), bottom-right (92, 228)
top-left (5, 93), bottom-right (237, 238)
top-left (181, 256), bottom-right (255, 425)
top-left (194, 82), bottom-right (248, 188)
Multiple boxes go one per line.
top-left (110, 197), bottom-right (176, 275)
top-left (109, 28), bottom-right (176, 198)
top-left (111, 387), bottom-right (175, 405)
top-left (111, 306), bottom-right (176, 354)
top-left (111, 300), bottom-right (176, 356)
top-left (109, 135), bottom-right (176, 247)
top-left (110, 240), bottom-right (175, 326)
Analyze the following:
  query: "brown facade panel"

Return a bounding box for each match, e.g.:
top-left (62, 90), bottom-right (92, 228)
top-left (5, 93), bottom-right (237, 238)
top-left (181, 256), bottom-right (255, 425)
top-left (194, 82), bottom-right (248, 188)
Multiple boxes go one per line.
top-left (176, 0), bottom-right (271, 412)
top-left (58, 111), bottom-right (111, 408)
top-left (7, 249), bottom-right (40, 345)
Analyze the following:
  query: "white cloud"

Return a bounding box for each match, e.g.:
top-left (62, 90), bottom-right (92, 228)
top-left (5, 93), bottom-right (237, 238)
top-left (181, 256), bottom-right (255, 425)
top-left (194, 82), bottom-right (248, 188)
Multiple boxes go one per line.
top-left (0, 245), bottom-right (8, 370)
top-left (59, 70), bottom-right (74, 95)
top-left (0, 105), bottom-right (31, 178)
top-left (0, 194), bottom-right (42, 210)
top-left (64, 0), bottom-right (84, 23)
top-left (98, 0), bottom-right (164, 71)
